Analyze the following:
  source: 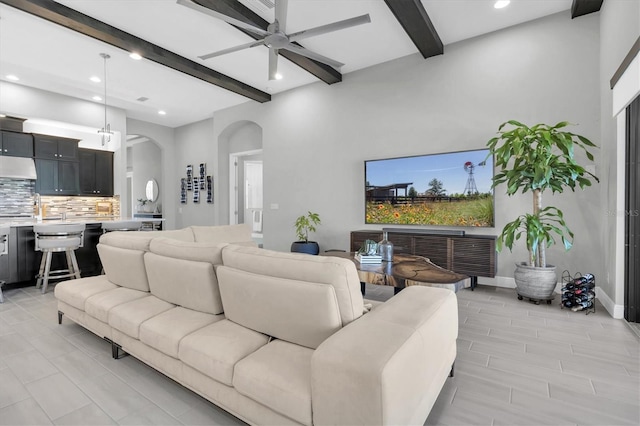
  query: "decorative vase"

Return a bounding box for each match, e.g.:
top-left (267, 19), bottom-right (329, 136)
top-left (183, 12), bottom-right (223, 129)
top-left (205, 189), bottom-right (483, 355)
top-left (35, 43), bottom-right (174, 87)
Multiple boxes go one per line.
top-left (378, 231), bottom-right (394, 261)
top-left (514, 262), bottom-right (557, 301)
top-left (291, 241), bottom-right (320, 255)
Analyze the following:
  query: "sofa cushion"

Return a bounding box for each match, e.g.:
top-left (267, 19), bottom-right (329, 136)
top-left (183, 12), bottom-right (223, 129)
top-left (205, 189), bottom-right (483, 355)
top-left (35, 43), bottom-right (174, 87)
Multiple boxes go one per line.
top-left (85, 287), bottom-right (149, 324)
top-left (138, 307), bottom-right (221, 359)
top-left (144, 245), bottom-right (225, 315)
top-left (148, 237), bottom-right (226, 264)
top-left (99, 228), bottom-right (195, 251)
top-left (108, 295), bottom-right (175, 339)
top-left (190, 224), bottom-right (253, 244)
top-left (97, 244), bottom-right (150, 292)
top-left (178, 319), bottom-right (269, 386)
top-left (221, 245), bottom-right (364, 326)
top-left (217, 266), bottom-right (342, 349)
top-left (54, 275), bottom-right (118, 311)
top-left (234, 340), bottom-right (314, 426)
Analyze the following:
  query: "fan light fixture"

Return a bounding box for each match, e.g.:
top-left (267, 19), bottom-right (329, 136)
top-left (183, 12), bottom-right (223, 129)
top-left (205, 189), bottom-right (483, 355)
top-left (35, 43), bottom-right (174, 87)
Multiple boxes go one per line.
top-left (97, 53), bottom-right (113, 146)
top-left (494, 1), bottom-right (510, 9)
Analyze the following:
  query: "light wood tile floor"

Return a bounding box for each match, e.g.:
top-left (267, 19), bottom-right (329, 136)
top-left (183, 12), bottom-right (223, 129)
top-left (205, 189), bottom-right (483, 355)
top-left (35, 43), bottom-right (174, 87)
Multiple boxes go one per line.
top-left (0, 284), bottom-right (638, 425)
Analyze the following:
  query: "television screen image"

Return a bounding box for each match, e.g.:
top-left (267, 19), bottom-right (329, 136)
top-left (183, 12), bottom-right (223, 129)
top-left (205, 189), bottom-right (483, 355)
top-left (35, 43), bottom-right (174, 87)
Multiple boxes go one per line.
top-left (365, 149), bottom-right (494, 227)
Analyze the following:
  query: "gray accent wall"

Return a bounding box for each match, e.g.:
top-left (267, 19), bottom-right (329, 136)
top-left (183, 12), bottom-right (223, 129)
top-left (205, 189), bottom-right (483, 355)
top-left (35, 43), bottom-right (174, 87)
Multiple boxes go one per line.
top-left (212, 11), bottom-right (602, 285)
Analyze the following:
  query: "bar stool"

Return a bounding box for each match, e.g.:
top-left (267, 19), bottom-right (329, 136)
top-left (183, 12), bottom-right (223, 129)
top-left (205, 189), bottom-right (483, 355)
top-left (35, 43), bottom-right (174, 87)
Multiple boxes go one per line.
top-left (34, 223), bottom-right (85, 294)
top-left (0, 224), bottom-right (9, 303)
top-left (101, 220), bottom-right (142, 233)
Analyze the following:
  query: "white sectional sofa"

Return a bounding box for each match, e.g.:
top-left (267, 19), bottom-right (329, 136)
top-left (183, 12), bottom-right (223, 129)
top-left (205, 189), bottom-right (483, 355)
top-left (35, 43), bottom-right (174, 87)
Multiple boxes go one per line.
top-left (54, 224), bottom-right (458, 425)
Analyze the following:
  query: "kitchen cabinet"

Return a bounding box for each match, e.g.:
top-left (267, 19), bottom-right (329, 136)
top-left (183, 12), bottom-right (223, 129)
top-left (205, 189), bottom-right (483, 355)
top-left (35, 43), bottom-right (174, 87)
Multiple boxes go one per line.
top-left (16, 226), bottom-right (39, 283)
top-left (79, 149), bottom-right (114, 196)
top-left (0, 131), bottom-right (33, 157)
top-left (35, 159), bottom-right (80, 195)
top-left (34, 134), bottom-right (79, 161)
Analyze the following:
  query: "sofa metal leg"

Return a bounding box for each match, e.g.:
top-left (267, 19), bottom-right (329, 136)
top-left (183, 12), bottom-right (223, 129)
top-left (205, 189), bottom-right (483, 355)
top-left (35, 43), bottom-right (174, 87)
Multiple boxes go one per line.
top-left (111, 342), bottom-right (127, 359)
top-left (57, 310), bottom-right (63, 325)
top-left (449, 362), bottom-right (455, 377)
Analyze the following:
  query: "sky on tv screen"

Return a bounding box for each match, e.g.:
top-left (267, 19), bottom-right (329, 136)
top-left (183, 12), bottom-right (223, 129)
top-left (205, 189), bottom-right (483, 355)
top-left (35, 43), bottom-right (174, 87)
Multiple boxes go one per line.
top-left (366, 149), bottom-right (493, 195)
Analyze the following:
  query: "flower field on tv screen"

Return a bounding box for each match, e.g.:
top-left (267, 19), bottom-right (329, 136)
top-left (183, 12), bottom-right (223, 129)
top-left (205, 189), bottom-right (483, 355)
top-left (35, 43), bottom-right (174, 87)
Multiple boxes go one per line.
top-left (365, 198), bottom-right (493, 227)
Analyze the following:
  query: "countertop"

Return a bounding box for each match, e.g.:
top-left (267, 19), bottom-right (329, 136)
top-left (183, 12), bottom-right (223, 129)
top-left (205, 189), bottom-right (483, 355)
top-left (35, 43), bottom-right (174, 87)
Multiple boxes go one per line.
top-left (0, 216), bottom-right (164, 227)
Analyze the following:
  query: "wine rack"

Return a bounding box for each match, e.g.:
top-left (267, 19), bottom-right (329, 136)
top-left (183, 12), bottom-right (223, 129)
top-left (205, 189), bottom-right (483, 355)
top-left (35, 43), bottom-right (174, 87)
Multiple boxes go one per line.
top-left (560, 271), bottom-right (596, 315)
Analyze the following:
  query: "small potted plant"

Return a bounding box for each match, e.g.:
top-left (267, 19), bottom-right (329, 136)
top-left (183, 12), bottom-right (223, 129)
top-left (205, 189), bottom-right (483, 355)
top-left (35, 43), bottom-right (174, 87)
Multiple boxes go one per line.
top-left (291, 211), bottom-right (321, 255)
top-left (486, 120), bottom-right (599, 303)
top-left (137, 198), bottom-right (151, 213)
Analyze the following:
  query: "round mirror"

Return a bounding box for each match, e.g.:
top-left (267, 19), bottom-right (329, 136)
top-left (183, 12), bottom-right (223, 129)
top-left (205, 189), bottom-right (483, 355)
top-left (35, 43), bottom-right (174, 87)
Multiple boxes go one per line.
top-left (145, 179), bottom-right (159, 202)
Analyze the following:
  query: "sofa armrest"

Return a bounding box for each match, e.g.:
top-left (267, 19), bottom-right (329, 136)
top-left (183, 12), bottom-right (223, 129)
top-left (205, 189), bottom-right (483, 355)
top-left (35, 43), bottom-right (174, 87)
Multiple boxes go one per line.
top-left (311, 286), bottom-right (458, 426)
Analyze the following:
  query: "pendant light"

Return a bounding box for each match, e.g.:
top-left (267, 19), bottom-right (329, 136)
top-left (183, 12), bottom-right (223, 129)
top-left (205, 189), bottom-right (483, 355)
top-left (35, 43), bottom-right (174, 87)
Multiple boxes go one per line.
top-left (97, 53), bottom-right (113, 146)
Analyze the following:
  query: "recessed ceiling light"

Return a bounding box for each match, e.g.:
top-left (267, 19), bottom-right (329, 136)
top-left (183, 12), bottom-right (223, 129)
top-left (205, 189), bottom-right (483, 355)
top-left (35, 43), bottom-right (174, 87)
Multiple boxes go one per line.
top-left (129, 52), bottom-right (142, 60)
top-left (92, 95), bottom-right (102, 101)
top-left (90, 76), bottom-right (101, 83)
top-left (0, 114), bottom-right (6, 118)
top-left (6, 74), bottom-right (19, 81)
top-left (494, 0), bottom-right (510, 9)
top-left (158, 110), bottom-right (167, 115)
top-left (274, 73), bottom-right (283, 80)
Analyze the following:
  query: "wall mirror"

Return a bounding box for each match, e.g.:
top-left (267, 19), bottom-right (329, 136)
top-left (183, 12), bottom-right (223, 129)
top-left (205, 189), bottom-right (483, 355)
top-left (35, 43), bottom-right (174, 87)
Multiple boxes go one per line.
top-left (146, 178), bottom-right (159, 202)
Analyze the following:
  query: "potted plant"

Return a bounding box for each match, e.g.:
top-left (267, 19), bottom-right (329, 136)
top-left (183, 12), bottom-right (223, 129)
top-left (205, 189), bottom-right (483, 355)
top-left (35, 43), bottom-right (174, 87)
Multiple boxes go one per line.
top-left (486, 120), bottom-right (599, 302)
top-left (137, 198), bottom-right (151, 213)
top-left (291, 211), bottom-right (321, 255)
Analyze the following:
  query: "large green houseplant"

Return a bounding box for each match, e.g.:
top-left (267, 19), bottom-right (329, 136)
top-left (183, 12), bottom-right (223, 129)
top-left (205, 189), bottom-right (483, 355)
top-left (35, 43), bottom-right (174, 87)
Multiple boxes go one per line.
top-left (487, 120), bottom-right (599, 301)
top-left (291, 211), bottom-right (321, 255)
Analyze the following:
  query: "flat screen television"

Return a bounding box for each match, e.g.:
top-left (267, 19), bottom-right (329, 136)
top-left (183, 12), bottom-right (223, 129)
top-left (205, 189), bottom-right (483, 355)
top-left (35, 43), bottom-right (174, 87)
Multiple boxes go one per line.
top-left (365, 149), bottom-right (494, 227)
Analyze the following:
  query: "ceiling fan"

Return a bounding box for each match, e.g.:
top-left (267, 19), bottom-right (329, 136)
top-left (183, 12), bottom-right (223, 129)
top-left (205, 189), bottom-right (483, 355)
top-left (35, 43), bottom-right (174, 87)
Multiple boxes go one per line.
top-left (177, 0), bottom-right (371, 80)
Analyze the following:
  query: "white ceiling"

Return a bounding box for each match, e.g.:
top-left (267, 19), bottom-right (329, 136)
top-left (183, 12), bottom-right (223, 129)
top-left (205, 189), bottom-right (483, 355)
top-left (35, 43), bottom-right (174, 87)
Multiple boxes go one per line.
top-left (0, 0), bottom-right (573, 128)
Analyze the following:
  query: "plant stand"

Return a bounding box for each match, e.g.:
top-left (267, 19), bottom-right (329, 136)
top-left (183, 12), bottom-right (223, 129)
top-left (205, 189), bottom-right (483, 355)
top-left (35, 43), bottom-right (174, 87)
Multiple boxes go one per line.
top-left (516, 294), bottom-right (554, 305)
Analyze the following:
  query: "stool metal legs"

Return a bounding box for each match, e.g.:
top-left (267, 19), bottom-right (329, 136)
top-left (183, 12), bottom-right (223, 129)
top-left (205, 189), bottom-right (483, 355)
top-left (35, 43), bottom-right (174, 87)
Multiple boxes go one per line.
top-left (0, 280), bottom-right (4, 303)
top-left (36, 249), bottom-right (81, 294)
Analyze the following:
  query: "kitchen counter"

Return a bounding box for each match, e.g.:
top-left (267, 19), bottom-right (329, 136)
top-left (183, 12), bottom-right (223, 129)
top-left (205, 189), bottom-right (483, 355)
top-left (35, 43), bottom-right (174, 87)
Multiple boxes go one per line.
top-left (0, 216), bottom-right (164, 227)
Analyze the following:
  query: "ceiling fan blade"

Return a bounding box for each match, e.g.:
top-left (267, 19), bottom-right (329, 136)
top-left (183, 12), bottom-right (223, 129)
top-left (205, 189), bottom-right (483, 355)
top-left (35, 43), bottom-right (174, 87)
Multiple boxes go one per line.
top-left (268, 48), bottom-right (279, 81)
top-left (177, 0), bottom-right (270, 37)
top-left (275, 0), bottom-right (288, 33)
top-left (281, 43), bottom-right (344, 69)
top-left (198, 40), bottom-right (265, 61)
top-left (288, 14), bottom-right (371, 42)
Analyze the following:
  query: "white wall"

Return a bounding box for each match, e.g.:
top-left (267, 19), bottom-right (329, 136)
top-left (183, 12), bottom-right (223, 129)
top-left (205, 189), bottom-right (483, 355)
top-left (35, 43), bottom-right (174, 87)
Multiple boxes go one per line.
top-left (174, 118), bottom-right (216, 228)
top-left (599, 0), bottom-right (640, 316)
top-left (212, 11), bottom-right (602, 284)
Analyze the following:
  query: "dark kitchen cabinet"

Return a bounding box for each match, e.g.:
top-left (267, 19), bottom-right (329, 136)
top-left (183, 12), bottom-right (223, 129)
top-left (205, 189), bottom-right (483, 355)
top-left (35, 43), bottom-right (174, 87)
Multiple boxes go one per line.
top-left (79, 149), bottom-right (114, 196)
top-left (35, 159), bottom-right (79, 195)
top-left (0, 131), bottom-right (33, 157)
top-left (34, 134), bottom-right (79, 161)
top-left (16, 226), bottom-right (39, 283)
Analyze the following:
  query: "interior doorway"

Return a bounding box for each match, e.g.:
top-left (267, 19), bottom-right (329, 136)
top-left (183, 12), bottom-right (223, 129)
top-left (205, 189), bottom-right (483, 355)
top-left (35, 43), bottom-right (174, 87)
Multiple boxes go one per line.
top-left (229, 150), bottom-right (263, 236)
top-left (625, 96), bottom-right (640, 323)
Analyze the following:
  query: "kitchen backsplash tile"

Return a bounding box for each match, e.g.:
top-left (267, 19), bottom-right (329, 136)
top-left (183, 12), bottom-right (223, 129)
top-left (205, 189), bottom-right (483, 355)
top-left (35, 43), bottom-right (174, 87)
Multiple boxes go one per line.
top-left (0, 178), bottom-right (120, 217)
top-left (0, 178), bottom-right (34, 216)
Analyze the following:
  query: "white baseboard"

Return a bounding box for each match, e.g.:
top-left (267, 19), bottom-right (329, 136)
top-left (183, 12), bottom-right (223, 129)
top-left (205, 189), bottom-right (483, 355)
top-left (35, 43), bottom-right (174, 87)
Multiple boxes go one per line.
top-left (595, 287), bottom-right (625, 319)
top-left (480, 276), bottom-right (625, 320)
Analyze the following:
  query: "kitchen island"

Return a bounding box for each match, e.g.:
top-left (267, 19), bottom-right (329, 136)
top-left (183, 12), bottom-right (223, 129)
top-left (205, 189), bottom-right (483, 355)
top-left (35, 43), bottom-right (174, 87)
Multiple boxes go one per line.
top-left (0, 216), bottom-right (164, 287)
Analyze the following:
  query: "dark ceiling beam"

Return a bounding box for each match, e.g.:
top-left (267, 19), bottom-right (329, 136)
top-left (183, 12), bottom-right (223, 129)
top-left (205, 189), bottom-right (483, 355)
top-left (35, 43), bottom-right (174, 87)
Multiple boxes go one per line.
top-left (383, 0), bottom-right (443, 59)
top-left (194, 0), bottom-right (342, 84)
top-left (0, 0), bottom-right (270, 103)
top-left (571, 0), bottom-right (604, 18)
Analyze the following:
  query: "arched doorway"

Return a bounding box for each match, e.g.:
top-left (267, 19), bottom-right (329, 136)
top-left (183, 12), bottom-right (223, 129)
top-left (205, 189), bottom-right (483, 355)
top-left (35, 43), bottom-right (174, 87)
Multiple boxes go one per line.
top-left (126, 134), bottom-right (162, 217)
